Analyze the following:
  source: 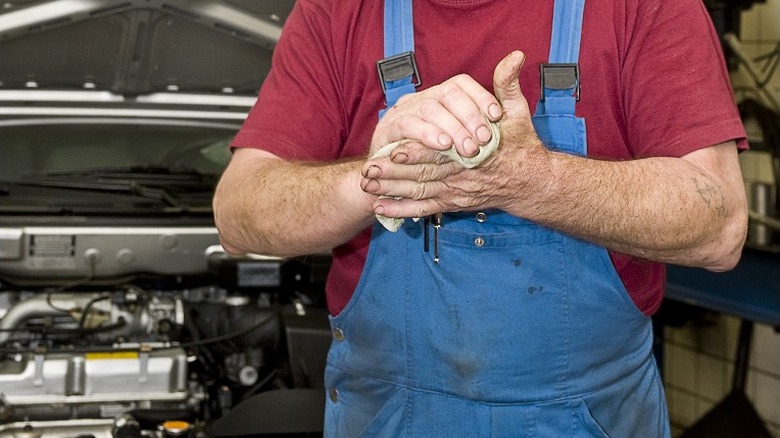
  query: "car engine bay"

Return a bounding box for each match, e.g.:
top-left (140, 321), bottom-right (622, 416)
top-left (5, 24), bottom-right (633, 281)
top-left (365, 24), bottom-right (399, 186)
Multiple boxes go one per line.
top-left (0, 224), bottom-right (332, 437)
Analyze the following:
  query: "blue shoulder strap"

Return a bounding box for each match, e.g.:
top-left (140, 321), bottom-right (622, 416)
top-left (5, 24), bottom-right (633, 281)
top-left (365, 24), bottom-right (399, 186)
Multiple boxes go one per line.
top-left (384, 0), bottom-right (414, 66)
top-left (536, 0), bottom-right (586, 116)
top-left (378, 0), bottom-right (419, 117)
top-left (548, 0), bottom-right (585, 64)
top-left (378, 0), bottom-right (583, 117)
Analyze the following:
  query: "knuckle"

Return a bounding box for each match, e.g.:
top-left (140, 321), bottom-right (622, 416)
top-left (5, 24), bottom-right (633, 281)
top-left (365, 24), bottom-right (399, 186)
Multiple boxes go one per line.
top-left (415, 163), bottom-right (439, 182)
top-left (450, 125), bottom-right (473, 146)
top-left (395, 93), bottom-right (414, 107)
top-left (410, 182), bottom-right (428, 200)
top-left (463, 110), bottom-right (487, 128)
top-left (450, 73), bottom-right (472, 84)
top-left (416, 99), bottom-right (440, 119)
top-left (415, 204), bottom-right (432, 218)
top-left (391, 113), bottom-right (414, 137)
top-left (436, 81), bottom-right (462, 100)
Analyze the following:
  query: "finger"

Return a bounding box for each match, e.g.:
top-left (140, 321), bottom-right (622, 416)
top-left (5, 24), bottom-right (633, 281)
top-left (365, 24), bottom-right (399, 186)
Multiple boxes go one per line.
top-left (428, 79), bottom-right (494, 157)
top-left (370, 111), bottom-right (452, 156)
top-left (390, 141), bottom-right (451, 165)
top-left (492, 51), bottom-right (530, 118)
top-left (373, 197), bottom-right (443, 220)
top-left (362, 176), bottom-right (440, 201)
top-left (447, 73), bottom-right (504, 122)
top-left (378, 89), bottom-right (489, 156)
top-left (360, 161), bottom-right (455, 194)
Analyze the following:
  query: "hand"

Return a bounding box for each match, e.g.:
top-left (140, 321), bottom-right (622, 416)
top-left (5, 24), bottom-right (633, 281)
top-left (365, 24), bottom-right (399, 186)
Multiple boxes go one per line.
top-left (361, 50), bottom-right (552, 219)
top-left (368, 70), bottom-right (504, 160)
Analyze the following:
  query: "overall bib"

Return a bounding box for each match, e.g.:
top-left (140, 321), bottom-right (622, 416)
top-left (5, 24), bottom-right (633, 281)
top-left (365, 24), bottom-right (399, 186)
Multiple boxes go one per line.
top-left (324, 0), bottom-right (671, 435)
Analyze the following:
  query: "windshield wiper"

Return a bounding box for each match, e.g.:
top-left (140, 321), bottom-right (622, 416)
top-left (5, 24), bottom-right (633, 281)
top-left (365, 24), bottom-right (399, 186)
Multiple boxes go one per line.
top-left (43, 165), bottom-right (216, 182)
top-left (8, 179), bottom-right (182, 207)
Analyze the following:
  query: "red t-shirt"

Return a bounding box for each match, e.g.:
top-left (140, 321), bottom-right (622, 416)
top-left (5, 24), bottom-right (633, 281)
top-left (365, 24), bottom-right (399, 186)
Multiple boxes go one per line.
top-left (232, 0), bottom-right (746, 316)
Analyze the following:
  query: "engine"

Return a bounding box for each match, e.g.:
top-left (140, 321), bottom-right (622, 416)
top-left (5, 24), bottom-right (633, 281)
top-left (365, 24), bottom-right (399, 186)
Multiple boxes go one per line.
top-left (0, 251), bottom-right (332, 438)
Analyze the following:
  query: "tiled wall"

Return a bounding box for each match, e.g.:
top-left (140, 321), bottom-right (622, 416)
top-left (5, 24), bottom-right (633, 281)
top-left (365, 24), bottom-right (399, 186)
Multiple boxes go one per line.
top-left (664, 314), bottom-right (780, 437)
top-left (663, 0), bottom-right (780, 436)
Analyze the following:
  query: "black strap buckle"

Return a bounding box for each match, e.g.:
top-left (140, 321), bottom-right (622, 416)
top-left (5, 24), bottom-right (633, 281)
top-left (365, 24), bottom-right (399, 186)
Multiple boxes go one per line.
top-left (540, 63), bottom-right (580, 101)
top-left (377, 51), bottom-right (421, 93)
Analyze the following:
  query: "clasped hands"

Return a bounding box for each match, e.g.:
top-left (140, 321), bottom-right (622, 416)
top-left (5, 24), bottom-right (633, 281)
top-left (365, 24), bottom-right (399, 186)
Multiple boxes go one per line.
top-left (360, 50), bottom-right (548, 221)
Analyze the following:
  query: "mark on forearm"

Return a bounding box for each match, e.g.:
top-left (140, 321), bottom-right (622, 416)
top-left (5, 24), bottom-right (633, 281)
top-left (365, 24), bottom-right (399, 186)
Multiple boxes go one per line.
top-left (693, 177), bottom-right (727, 217)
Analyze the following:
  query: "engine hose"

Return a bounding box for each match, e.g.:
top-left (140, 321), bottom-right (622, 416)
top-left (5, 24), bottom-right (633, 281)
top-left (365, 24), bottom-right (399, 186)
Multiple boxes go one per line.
top-left (113, 414), bottom-right (143, 438)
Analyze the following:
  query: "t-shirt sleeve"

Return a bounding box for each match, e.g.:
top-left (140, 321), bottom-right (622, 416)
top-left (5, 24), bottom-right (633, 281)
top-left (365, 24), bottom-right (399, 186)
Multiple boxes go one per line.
top-left (231, 0), bottom-right (345, 161)
top-left (622, 0), bottom-right (747, 158)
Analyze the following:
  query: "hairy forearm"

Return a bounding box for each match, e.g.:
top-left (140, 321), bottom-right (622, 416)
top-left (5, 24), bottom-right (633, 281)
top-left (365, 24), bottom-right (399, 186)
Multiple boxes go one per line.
top-left (213, 149), bottom-right (375, 257)
top-left (503, 143), bottom-right (747, 271)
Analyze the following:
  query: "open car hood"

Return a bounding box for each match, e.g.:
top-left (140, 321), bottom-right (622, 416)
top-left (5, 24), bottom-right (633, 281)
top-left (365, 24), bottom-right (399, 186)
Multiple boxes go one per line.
top-left (0, 0), bottom-right (295, 96)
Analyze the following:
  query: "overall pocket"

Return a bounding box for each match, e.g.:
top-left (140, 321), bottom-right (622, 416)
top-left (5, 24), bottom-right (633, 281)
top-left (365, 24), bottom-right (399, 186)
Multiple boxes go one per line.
top-left (491, 398), bottom-right (610, 438)
top-left (323, 369), bottom-right (409, 438)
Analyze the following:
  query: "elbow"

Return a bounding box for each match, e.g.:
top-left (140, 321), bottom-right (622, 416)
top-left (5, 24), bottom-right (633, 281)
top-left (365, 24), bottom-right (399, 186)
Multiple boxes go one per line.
top-left (216, 233), bottom-right (245, 256)
top-left (702, 206), bottom-right (748, 273)
top-left (213, 201), bottom-right (243, 255)
top-left (212, 187), bottom-right (255, 256)
top-left (705, 242), bottom-right (743, 273)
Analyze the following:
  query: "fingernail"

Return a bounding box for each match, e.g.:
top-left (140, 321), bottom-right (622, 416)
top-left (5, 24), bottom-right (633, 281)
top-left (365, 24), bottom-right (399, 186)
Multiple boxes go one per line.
top-left (488, 103), bottom-right (502, 119)
top-left (362, 178), bottom-right (380, 192)
top-left (392, 152), bottom-right (409, 163)
top-left (365, 165), bottom-right (382, 178)
top-left (476, 125), bottom-right (492, 144)
top-left (438, 133), bottom-right (452, 148)
top-left (463, 138), bottom-right (477, 156)
top-left (374, 205), bottom-right (386, 215)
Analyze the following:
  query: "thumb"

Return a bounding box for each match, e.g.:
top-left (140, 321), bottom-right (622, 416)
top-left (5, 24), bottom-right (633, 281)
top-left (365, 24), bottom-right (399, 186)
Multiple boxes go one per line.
top-left (493, 51), bottom-right (530, 118)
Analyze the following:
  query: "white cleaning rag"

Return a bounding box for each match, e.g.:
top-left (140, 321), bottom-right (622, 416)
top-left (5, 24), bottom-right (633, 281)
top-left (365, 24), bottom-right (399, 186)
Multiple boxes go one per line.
top-left (370, 117), bottom-right (501, 231)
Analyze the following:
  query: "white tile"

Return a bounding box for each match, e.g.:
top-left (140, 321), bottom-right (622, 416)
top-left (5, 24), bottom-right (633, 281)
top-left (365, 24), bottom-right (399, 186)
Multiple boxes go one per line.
top-left (722, 315), bottom-right (742, 361)
top-left (749, 154), bottom-right (775, 185)
top-left (725, 361), bottom-right (737, 391)
top-left (669, 388), bottom-right (697, 428)
top-left (754, 372), bottom-right (780, 426)
top-left (740, 7), bottom-right (760, 41)
top-left (738, 150), bottom-right (758, 168)
top-left (747, 367), bottom-right (759, 402)
top-left (696, 355), bottom-right (728, 401)
top-left (668, 325), bottom-right (698, 350)
top-left (751, 323), bottom-right (780, 375)
top-left (698, 317), bottom-right (730, 359)
top-left (756, 0), bottom-right (780, 41)
top-left (756, 159), bottom-right (774, 186)
top-left (694, 397), bottom-right (716, 422)
top-left (740, 152), bottom-right (762, 181)
top-left (665, 343), bottom-right (697, 391)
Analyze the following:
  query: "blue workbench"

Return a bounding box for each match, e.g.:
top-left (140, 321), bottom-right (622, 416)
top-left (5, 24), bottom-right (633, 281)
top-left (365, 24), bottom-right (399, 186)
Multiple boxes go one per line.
top-left (666, 246), bottom-right (780, 328)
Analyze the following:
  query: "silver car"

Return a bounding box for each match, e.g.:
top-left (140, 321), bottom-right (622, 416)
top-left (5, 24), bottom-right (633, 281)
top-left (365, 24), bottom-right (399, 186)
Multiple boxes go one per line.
top-left (0, 2), bottom-right (329, 436)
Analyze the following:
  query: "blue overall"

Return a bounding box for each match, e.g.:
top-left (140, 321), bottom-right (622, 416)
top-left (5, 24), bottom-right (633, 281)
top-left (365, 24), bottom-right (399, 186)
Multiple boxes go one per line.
top-left (324, 0), bottom-right (671, 435)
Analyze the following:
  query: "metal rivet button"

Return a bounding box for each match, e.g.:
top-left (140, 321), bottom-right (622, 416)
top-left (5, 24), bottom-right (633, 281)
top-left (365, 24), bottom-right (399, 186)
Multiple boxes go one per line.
top-left (476, 212), bottom-right (487, 222)
top-left (474, 237), bottom-right (485, 247)
top-left (329, 388), bottom-right (339, 403)
top-left (333, 328), bottom-right (345, 341)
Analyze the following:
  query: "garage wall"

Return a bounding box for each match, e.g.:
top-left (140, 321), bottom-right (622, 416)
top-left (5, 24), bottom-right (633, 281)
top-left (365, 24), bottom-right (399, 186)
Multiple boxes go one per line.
top-left (664, 0), bottom-right (780, 436)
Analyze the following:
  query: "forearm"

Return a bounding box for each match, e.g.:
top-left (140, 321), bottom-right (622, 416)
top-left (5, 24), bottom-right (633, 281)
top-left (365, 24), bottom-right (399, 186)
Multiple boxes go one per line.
top-left (213, 149), bottom-right (376, 257)
top-left (357, 53), bottom-right (747, 270)
top-left (504, 142), bottom-right (747, 271)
